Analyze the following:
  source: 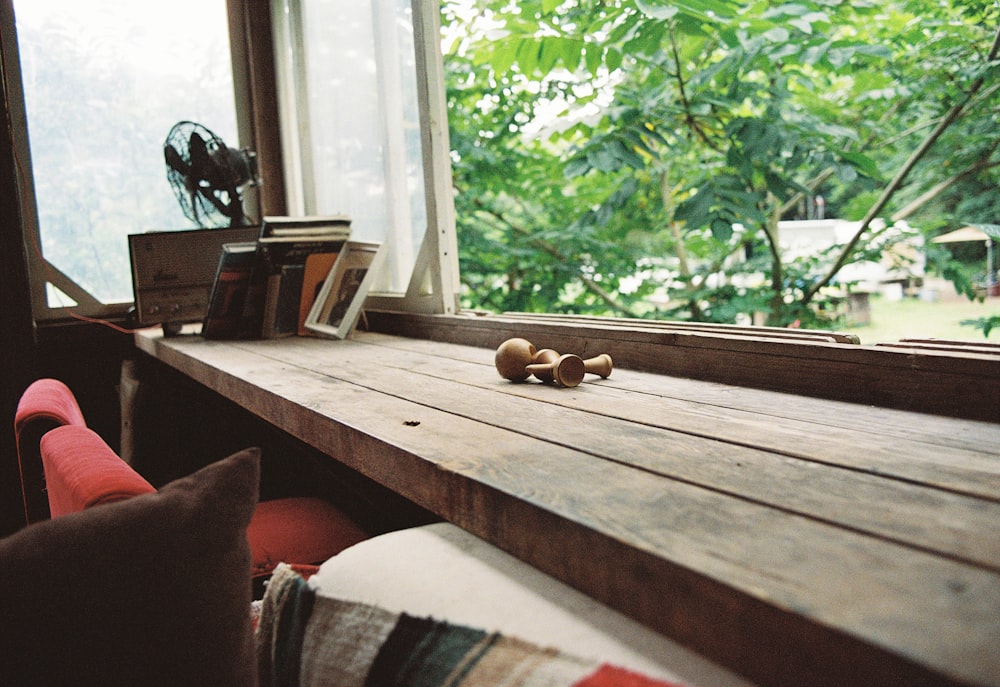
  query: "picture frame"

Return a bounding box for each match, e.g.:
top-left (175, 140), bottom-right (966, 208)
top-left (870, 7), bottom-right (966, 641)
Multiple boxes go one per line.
top-left (305, 240), bottom-right (386, 339)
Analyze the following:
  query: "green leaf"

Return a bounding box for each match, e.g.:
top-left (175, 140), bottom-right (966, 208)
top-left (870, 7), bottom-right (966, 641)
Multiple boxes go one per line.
top-left (606, 47), bottom-right (623, 72)
top-left (587, 147), bottom-right (621, 172)
top-left (490, 39), bottom-right (518, 75)
top-left (800, 40), bottom-right (830, 66)
top-left (675, 188), bottom-right (713, 226)
top-left (852, 44), bottom-right (892, 60)
top-left (711, 217), bottom-right (734, 241)
top-left (538, 38), bottom-right (561, 72)
top-left (516, 38), bottom-right (541, 74)
top-left (838, 150), bottom-right (880, 179)
top-left (763, 26), bottom-right (790, 43)
top-left (610, 139), bottom-right (646, 169)
top-left (826, 46), bottom-right (854, 68)
top-left (584, 45), bottom-right (602, 75)
top-left (565, 156), bottom-right (592, 179)
top-left (560, 38), bottom-right (585, 71)
top-left (634, 0), bottom-right (679, 20)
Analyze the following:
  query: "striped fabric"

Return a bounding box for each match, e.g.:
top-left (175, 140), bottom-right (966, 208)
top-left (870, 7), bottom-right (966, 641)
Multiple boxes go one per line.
top-left (257, 564), bottom-right (686, 687)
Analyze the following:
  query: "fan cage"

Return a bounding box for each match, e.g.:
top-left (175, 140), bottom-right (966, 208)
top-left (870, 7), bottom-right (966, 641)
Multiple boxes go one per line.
top-left (163, 120), bottom-right (256, 228)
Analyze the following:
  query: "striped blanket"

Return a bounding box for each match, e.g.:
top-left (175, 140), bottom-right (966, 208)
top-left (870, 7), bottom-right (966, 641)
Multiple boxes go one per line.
top-left (256, 564), bottom-right (685, 687)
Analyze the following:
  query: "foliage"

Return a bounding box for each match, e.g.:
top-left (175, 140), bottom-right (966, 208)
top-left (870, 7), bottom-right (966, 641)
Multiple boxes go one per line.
top-left (442, 0), bottom-right (1000, 327)
top-left (962, 315), bottom-right (1000, 338)
top-left (15, 2), bottom-right (237, 304)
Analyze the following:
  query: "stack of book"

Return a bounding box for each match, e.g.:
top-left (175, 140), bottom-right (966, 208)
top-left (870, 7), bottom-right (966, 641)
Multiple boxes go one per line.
top-left (202, 216), bottom-right (351, 340)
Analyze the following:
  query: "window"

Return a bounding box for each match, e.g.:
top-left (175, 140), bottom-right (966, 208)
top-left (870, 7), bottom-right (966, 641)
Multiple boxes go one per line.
top-left (271, 0), bottom-right (459, 314)
top-left (6, 0), bottom-right (460, 323)
top-left (7, 0), bottom-right (239, 321)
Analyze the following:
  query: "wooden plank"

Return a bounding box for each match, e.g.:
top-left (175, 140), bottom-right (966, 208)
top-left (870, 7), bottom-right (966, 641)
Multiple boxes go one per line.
top-left (364, 332), bottom-right (1000, 454)
top-left (240, 335), bottom-right (1000, 570)
top-left (899, 338), bottom-right (1000, 352)
top-left (135, 330), bottom-right (1000, 687)
top-left (369, 311), bottom-right (997, 375)
top-left (364, 311), bottom-right (1000, 421)
top-left (501, 311), bottom-right (862, 344)
top-left (357, 333), bottom-right (1000, 491)
top-left (877, 341), bottom-right (1000, 356)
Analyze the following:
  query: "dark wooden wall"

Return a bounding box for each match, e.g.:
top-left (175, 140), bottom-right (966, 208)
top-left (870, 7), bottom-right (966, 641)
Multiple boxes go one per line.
top-left (0, 55), bottom-right (36, 537)
top-left (0, 0), bottom-right (156, 536)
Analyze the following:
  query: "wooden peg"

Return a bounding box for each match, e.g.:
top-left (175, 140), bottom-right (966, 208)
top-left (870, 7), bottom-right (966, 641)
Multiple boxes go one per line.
top-left (526, 353), bottom-right (585, 388)
top-left (494, 338), bottom-right (536, 382)
top-left (584, 353), bottom-right (613, 378)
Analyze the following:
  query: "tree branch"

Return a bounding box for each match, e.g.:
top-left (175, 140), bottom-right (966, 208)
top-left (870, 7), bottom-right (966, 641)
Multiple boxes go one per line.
top-left (462, 189), bottom-right (638, 316)
top-left (803, 24), bottom-right (1000, 304)
top-left (892, 151), bottom-right (1000, 222)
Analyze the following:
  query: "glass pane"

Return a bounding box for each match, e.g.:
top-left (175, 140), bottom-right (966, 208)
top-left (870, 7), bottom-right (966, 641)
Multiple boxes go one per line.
top-left (281, 0), bottom-right (426, 293)
top-left (15, 0), bottom-right (237, 305)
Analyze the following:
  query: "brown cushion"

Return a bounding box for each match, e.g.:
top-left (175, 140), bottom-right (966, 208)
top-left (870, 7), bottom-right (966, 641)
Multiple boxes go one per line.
top-left (0, 448), bottom-right (261, 687)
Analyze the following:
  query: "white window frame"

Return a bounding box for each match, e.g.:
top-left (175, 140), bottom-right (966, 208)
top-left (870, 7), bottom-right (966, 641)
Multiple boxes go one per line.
top-left (0, 1), bottom-right (108, 323)
top-left (271, 0), bottom-right (460, 315)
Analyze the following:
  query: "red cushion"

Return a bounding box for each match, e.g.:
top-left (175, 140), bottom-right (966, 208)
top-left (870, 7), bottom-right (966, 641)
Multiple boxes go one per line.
top-left (40, 426), bottom-right (156, 518)
top-left (37, 403), bottom-right (370, 579)
top-left (14, 379), bottom-right (89, 523)
top-left (247, 496), bottom-right (370, 578)
top-left (14, 379), bottom-right (87, 433)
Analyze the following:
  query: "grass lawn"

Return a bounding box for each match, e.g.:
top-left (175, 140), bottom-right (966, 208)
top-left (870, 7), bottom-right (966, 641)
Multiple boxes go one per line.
top-left (848, 281), bottom-right (1000, 345)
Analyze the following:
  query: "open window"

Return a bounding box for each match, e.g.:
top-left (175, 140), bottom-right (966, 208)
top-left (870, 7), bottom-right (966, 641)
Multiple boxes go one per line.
top-left (3, 0), bottom-right (242, 323)
top-left (271, 0), bottom-right (460, 315)
top-left (4, 0), bottom-right (459, 326)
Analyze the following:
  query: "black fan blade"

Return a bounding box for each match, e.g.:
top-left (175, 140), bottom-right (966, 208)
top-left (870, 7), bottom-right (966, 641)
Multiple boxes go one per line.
top-left (196, 186), bottom-right (241, 228)
top-left (188, 131), bottom-right (211, 180)
top-left (163, 143), bottom-right (190, 177)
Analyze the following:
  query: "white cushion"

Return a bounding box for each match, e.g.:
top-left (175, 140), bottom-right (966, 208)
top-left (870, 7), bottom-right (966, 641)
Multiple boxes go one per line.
top-left (309, 522), bottom-right (754, 687)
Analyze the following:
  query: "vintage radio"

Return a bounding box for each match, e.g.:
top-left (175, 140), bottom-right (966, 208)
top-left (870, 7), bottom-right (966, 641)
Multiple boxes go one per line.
top-left (128, 226), bottom-right (259, 333)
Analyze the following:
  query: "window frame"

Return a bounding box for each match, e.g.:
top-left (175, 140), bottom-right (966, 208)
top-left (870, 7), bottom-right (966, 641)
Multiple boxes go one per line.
top-left (269, 0), bottom-right (460, 316)
top-left (1, 0), bottom-right (258, 325)
top-left (0, 0), bottom-right (104, 323)
top-left (4, 0), bottom-right (459, 326)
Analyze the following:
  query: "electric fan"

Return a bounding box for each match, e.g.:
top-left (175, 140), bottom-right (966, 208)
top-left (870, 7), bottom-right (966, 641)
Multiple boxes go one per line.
top-left (163, 121), bottom-right (258, 228)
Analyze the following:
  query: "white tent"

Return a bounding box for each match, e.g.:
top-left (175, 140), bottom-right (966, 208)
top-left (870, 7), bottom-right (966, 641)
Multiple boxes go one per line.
top-left (931, 226), bottom-right (991, 243)
top-left (932, 225), bottom-right (997, 287)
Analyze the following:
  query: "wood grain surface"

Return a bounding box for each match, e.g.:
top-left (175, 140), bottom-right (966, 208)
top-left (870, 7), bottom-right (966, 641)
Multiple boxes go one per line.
top-left (135, 325), bottom-right (1000, 687)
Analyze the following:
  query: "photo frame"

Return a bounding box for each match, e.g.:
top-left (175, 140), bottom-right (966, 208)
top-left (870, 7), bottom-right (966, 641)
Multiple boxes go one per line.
top-left (305, 240), bottom-right (386, 339)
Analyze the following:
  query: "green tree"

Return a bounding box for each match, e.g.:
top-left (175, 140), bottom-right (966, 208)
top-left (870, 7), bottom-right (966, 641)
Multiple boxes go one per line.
top-left (444, 0), bottom-right (1000, 327)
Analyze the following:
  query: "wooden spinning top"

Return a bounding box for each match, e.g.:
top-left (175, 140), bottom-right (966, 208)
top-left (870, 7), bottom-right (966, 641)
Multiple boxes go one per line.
top-left (494, 338), bottom-right (536, 382)
top-left (526, 352), bottom-right (586, 388)
top-left (496, 338), bottom-right (613, 387)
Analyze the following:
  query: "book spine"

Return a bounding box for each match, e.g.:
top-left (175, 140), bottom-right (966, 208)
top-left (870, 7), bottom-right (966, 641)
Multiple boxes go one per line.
top-left (202, 243), bottom-right (257, 340)
top-left (260, 273), bottom-right (283, 339)
top-left (236, 245), bottom-right (269, 339)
